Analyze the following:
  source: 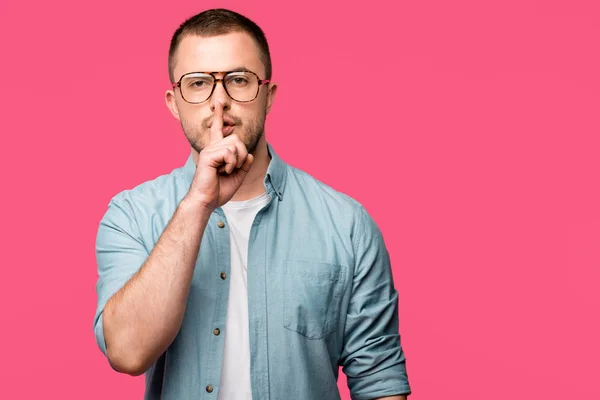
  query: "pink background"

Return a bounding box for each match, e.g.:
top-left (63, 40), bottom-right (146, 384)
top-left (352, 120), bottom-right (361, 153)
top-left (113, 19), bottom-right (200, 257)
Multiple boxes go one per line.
top-left (1, 0), bottom-right (598, 398)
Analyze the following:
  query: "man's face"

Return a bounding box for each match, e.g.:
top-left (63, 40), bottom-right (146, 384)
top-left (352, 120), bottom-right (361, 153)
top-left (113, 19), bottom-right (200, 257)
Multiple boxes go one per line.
top-left (166, 32), bottom-right (277, 154)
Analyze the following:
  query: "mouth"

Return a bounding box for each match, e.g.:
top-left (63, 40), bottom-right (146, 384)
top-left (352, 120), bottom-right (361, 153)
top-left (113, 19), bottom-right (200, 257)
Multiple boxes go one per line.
top-left (208, 116), bottom-right (237, 133)
top-left (222, 117), bottom-right (236, 126)
top-left (222, 124), bottom-right (235, 135)
top-left (222, 117), bottom-right (237, 135)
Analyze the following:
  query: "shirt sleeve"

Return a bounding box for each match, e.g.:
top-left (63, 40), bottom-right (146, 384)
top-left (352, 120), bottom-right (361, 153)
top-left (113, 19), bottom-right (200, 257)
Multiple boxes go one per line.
top-left (339, 205), bottom-right (411, 399)
top-left (93, 194), bottom-right (149, 357)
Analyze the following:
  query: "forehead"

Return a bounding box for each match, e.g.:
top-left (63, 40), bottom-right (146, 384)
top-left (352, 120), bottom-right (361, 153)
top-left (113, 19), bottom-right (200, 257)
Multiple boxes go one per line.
top-left (173, 32), bottom-right (264, 79)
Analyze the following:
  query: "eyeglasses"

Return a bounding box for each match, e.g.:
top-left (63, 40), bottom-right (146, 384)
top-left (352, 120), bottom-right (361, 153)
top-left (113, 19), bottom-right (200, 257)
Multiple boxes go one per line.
top-left (172, 70), bottom-right (270, 103)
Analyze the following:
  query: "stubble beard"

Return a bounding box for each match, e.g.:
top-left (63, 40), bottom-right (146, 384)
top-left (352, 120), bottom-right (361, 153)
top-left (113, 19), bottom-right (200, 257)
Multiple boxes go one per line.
top-left (182, 109), bottom-right (266, 155)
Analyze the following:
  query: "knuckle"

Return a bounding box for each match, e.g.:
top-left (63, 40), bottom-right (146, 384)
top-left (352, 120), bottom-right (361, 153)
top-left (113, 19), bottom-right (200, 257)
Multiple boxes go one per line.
top-left (223, 148), bottom-right (233, 156)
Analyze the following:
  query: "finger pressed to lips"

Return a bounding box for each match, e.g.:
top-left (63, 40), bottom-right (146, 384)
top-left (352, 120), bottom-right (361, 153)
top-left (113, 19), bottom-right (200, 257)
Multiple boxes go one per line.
top-left (210, 101), bottom-right (225, 143)
top-left (206, 102), bottom-right (247, 172)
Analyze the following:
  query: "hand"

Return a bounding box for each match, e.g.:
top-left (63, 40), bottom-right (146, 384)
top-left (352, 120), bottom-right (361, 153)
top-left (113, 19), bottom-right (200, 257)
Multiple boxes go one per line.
top-left (187, 101), bottom-right (254, 211)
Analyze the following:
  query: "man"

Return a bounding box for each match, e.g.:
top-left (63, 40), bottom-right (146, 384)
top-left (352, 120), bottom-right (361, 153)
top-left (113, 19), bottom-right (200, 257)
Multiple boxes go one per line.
top-left (93, 8), bottom-right (411, 400)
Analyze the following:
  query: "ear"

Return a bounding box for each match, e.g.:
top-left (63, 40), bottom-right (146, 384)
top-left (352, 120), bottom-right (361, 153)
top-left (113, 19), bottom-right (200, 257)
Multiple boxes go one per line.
top-left (165, 89), bottom-right (181, 121)
top-left (265, 82), bottom-right (278, 115)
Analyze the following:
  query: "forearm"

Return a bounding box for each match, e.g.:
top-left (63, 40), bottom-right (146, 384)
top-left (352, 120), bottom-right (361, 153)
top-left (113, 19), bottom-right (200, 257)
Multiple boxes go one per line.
top-left (102, 195), bottom-right (211, 375)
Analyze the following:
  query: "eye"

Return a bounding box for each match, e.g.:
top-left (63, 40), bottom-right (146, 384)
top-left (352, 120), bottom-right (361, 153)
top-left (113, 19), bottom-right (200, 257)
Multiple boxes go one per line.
top-left (226, 75), bottom-right (250, 86)
top-left (190, 80), bottom-right (208, 88)
top-left (182, 75), bottom-right (213, 89)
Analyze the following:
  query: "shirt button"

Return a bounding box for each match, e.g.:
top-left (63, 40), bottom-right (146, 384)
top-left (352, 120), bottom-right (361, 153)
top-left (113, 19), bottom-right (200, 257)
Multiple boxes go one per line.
top-left (217, 221), bottom-right (225, 228)
top-left (206, 385), bottom-right (213, 393)
top-left (220, 272), bottom-right (227, 280)
top-left (213, 328), bottom-right (221, 336)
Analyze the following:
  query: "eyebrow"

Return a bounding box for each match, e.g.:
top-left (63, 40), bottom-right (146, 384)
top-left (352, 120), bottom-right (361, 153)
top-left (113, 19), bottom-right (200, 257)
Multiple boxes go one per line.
top-left (227, 66), bottom-right (251, 73)
top-left (194, 67), bottom-right (250, 74)
top-left (178, 68), bottom-right (252, 81)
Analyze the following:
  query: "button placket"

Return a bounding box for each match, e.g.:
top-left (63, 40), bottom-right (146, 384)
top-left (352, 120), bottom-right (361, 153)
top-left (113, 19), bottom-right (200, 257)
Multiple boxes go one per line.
top-left (208, 211), bottom-right (228, 397)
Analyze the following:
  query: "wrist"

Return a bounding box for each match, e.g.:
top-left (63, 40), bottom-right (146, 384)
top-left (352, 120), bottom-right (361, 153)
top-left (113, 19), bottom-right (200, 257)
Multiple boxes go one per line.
top-left (179, 194), bottom-right (214, 219)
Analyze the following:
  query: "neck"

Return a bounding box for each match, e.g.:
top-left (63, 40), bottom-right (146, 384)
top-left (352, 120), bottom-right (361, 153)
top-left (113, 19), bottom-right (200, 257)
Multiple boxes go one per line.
top-left (191, 135), bottom-right (271, 202)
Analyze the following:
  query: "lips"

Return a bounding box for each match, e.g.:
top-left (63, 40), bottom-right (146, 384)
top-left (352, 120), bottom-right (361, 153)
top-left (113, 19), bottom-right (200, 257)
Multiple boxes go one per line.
top-left (208, 116), bottom-right (237, 130)
top-left (222, 118), bottom-right (236, 135)
top-left (222, 117), bottom-right (235, 126)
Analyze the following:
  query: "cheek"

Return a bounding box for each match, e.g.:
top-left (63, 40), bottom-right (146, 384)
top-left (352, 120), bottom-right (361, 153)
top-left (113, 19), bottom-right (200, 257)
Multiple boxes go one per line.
top-left (244, 101), bottom-right (268, 119)
top-left (180, 106), bottom-right (209, 127)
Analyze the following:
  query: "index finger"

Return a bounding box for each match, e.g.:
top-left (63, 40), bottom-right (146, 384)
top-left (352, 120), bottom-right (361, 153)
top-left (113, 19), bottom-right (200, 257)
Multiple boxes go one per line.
top-left (210, 101), bottom-right (224, 144)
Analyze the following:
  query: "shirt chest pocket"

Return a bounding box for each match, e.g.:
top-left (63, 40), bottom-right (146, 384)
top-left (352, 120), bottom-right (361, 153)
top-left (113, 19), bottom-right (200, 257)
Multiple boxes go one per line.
top-left (283, 259), bottom-right (347, 340)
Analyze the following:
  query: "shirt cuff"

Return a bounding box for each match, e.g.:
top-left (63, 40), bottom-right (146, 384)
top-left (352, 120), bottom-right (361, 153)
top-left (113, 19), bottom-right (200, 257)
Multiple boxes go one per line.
top-left (94, 313), bottom-right (108, 357)
top-left (347, 362), bottom-right (411, 400)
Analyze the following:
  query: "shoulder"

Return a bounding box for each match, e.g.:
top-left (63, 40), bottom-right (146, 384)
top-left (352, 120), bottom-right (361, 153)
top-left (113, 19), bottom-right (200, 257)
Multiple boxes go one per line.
top-left (286, 164), bottom-right (362, 205)
top-left (284, 165), bottom-right (375, 232)
top-left (101, 162), bottom-right (188, 223)
top-left (282, 164), bottom-right (386, 265)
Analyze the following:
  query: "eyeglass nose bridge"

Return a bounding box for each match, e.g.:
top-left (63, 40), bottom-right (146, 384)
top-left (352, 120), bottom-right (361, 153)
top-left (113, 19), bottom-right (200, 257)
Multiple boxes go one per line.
top-left (206, 77), bottom-right (233, 102)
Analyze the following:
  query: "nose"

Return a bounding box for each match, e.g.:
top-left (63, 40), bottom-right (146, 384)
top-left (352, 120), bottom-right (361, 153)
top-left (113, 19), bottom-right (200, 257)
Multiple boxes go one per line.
top-left (209, 78), bottom-right (231, 111)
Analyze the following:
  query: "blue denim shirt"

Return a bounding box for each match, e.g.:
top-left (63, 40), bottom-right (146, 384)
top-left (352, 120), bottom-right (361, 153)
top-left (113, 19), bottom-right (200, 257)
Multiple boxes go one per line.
top-left (94, 143), bottom-right (411, 399)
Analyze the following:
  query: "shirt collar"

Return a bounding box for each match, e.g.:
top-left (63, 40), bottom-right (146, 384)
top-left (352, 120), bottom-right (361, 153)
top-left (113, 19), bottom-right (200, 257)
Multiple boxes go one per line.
top-left (181, 141), bottom-right (286, 201)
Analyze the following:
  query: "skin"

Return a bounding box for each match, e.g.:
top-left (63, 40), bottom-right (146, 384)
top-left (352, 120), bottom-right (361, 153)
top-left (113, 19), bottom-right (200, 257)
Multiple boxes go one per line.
top-left (165, 31), bottom-right (278, 203)
top-left (102, 31), bottom-right (275, 377)
top-left (104, 30), bottom-right (407, 400)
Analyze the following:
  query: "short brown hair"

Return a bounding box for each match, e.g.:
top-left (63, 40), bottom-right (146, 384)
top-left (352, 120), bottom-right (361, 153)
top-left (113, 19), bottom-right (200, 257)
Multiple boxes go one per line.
top-left (168, 8), bottom-right (272, 83)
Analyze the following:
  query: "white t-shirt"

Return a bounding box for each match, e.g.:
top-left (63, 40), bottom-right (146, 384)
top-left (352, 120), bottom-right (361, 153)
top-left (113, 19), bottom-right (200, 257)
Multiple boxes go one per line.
top-left (217, 191), bottom-right (271, 400)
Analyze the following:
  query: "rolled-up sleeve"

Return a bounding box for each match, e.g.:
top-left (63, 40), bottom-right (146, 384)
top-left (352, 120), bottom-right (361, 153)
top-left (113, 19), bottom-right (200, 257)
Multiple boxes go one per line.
top-left (340, 205), bottom-right (411, 399)
top-left (93, 194), bottom-right (149, 357)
